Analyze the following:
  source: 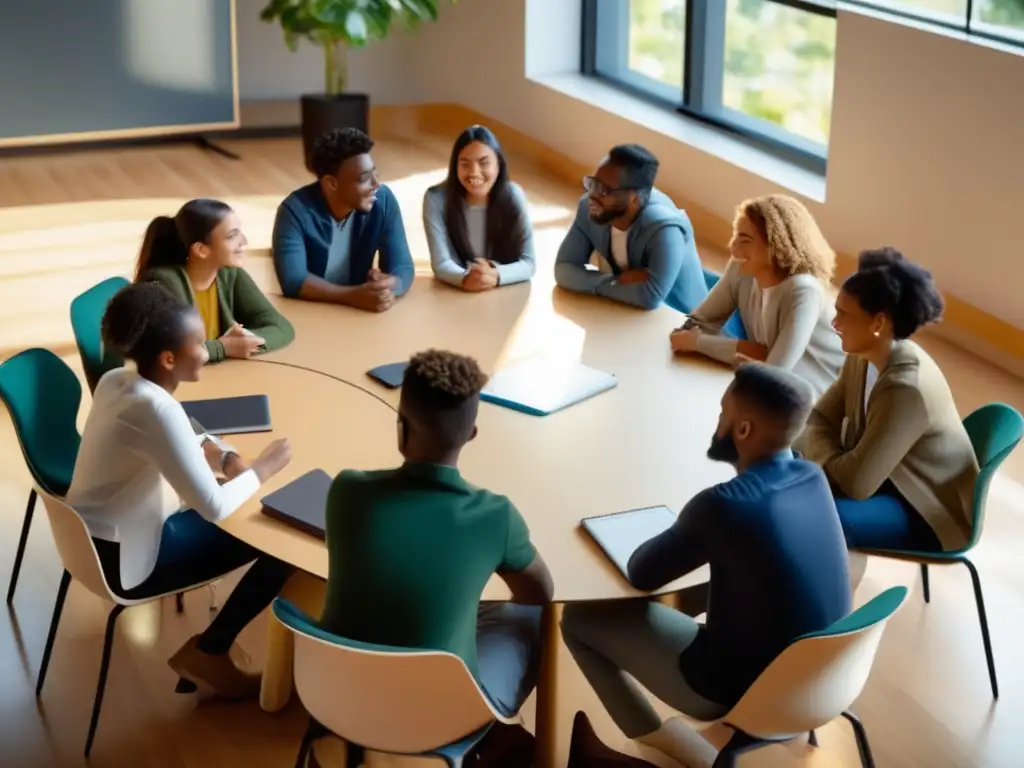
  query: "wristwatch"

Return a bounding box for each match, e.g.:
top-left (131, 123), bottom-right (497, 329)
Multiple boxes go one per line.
top-left (219, 450), bottom-right (241, 473)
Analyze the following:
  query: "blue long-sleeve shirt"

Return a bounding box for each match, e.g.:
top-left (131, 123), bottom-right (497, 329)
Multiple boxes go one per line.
top-left (271, 182), bottom-right (414, 299)
top-left (628, 453), bottom-right (851, 706)
top-left (554, 189), bottom-right (708, 313)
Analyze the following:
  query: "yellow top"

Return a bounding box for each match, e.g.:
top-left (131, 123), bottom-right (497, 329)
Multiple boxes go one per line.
top-left (193, 281), bottom-right (220, 341)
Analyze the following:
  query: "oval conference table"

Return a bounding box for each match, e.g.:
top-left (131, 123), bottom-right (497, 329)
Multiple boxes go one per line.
top-left (176, 276), bottom-right (736, 767)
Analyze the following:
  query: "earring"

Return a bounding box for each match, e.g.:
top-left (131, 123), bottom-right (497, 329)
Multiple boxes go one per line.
top-left (873, 330), bottom-right (881, 337)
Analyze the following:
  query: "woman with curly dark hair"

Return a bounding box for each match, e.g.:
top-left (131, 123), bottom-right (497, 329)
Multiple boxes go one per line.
top-left (800, 248), bottom-right (978, 553)
top-left (670, 194), bottom-right (843, 397)
top-left (65, 282), bottom-right (294, 699)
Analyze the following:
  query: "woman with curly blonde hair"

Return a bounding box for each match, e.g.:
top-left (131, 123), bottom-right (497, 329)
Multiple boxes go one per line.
top-left (670, 194), bottom-right (844, 396)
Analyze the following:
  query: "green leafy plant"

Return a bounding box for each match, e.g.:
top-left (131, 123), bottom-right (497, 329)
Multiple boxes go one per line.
top-left (260, 0), bottom-right (452, 96)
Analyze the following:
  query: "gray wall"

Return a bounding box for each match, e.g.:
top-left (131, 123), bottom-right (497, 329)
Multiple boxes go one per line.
top-left (0, 0), bottom-right (236, 140)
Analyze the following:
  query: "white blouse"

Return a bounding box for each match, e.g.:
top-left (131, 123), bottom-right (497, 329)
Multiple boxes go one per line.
top-left (66, 367), bottom-right (260, 590)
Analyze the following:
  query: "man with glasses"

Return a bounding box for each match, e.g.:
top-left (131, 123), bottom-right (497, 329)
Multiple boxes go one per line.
top-left (272, 128), bottom-right (414, 312)
top-left (554, 144), bottom-right (707, 313)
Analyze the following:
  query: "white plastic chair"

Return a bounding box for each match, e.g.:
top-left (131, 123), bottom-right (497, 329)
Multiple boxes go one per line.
top-left (34, 491), bottom-right (224, 758)
top-left (273, 598), bottom-right (519, 768)
top-left (679, 586), bottom-right (908, 768)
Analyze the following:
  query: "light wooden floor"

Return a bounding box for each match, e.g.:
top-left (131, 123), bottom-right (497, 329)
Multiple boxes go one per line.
top-left (1, 133), bottom-right (1023, 767)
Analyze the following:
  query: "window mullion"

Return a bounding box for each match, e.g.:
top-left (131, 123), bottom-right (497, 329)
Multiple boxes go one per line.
top-left (686, 0), bottom-right (727, 115)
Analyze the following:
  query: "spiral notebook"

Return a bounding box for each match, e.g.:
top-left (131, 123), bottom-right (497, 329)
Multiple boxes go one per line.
top-left (581, 505), bottom-right (678, 579)
top-left (481, 357), bottom-right (617, 417)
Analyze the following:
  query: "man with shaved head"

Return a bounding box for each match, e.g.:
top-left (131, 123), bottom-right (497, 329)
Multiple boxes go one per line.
top-left (562, 363), bottom-right (851, 767)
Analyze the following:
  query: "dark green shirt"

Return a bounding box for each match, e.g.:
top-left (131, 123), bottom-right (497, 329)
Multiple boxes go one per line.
top-left (319, 462), bottom-right (536, 675)
top-left (144, 265), bottom-right (295, 362)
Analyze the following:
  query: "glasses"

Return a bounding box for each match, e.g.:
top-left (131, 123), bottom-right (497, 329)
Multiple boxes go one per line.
top-left (582, 176), bottom-right (634, 197)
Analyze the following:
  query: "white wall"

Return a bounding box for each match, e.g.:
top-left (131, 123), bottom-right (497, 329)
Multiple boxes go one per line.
top-left (234, 0), bottom-right (411, 104)
top-left (395, 0), bottom-right (1024, 331)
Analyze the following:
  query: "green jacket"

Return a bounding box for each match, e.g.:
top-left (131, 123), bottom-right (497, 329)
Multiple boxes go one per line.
top-left (145, 265), bottom-right (295, 363)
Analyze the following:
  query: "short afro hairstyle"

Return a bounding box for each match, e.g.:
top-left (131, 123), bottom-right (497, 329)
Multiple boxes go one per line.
top-left (842, 247), bottom-right (944, 340)
top-left (400, 349), bottom-right (489, 449)
top-left (101, 282), bottom-right (193, 367)
top-left (310, 128), bottom-right (375, 179)
top-left (731, 362), bottom-right (815, 442)
top-left (607, 144), bottom-right (659, 201)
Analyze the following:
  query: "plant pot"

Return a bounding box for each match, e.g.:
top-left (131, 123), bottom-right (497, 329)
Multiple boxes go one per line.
top-left (300, 93), bottom-right (370, 173)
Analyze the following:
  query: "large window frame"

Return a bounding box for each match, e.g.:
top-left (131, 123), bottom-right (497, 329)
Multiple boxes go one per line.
top-left (581, 0), bottom-right (838, 173)
top-left (582, 0), bottom-right (1024, 173)
top-left (843, 1), bottom-right (1024, 48)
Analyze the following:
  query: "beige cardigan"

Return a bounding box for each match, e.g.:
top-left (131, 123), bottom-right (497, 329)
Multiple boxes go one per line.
top-left (799, 340), bottom-right (978, 551)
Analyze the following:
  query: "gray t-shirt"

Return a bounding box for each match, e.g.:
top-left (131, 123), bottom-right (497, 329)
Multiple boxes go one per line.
top-left (323, 214), bottom-right (354, 285)
top-left (422, 182), bottom-right (536, 288)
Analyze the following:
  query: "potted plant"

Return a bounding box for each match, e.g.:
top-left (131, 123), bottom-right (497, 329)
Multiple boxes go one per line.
top-left (260, 0), bottom-right (452, 171)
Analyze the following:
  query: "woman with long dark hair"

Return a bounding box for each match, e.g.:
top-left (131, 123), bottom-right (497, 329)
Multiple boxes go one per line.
top-left (136, 198), bottom-right (294, 362)
top-left (423, 126), bottom-right (535, 291)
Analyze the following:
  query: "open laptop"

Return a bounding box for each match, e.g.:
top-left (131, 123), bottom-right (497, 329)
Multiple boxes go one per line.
top-left (260, 469), bottom-right (333, 540)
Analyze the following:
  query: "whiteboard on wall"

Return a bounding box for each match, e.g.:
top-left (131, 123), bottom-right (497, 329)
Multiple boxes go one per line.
top-left (0, 0), bottom-right (239, 148)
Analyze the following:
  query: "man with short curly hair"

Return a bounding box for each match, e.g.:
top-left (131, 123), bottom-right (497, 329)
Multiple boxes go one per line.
top-left (320, 348), bottom-right (553, 724)
top-left (272, 128), bottom-right (414, 312)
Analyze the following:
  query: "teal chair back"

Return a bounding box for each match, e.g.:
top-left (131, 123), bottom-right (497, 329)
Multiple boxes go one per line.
top-left (0, 349), bottom-right (82, 495)
top-left (70, 277), bottom-right (128, 392)
top-left (700, 267), bottom-right (747, 341)
top-left (961, 403), bottom-right (1024, 551)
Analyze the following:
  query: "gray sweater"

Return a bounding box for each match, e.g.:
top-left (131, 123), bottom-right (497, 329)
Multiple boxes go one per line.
top-left (689, 257), bottom-right (844, 398)
top-left (422, 182), bottom-right (536, 288)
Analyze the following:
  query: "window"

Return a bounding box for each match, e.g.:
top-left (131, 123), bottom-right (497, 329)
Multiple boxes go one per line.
top-left (584, 0), bottom-right (1024, 167)
top-left (585, 0), bottom-right (837, 167)
top-left (842, 1), bottom-right (1024, 42)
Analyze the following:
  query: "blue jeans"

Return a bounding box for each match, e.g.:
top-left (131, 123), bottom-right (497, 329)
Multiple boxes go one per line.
top-left (476, 602), bottom-right (543, 717)
top-left (834, 486), bottom-right (942, 552)
top-left (93, 511), bottom-right (293, 654)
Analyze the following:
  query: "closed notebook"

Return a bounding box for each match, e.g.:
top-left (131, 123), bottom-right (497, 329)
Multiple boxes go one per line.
top-left (260, 469), bottom-right (334, 540)
top-left (180, 394), bottom-right (271, 436)
top-left (367, 361), bottom-right (409, 389)
top-left (581, 505), bottom-right (678, 580)
top-left (481, 357), bottom-right (617, 416)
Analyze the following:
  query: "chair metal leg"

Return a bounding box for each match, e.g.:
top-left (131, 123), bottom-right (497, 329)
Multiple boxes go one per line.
top-left (294, 718), bottom-right (327, 768)
top-left (920, 563), bottom-right (930, 604)
top-left (84, 604), bottom-right (125, 758)
top-left (7, 488), bottom-right (37, 605)
top-left (712, 730), bottom-right (766, 768)
top-left (808, 729), bottom-right (818, 747)
top-left (175, 592), bottom-right (184, 613)
top-left (960, 556), bottom-right (998, 699)
top-left (36, 569), bottom-right (71, 696)
top-left (841, 710), bottom-right (876, 768)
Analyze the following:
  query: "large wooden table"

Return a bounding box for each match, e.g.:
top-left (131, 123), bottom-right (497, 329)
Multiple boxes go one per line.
top-left (176, 277), bottom-right (736, 767)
